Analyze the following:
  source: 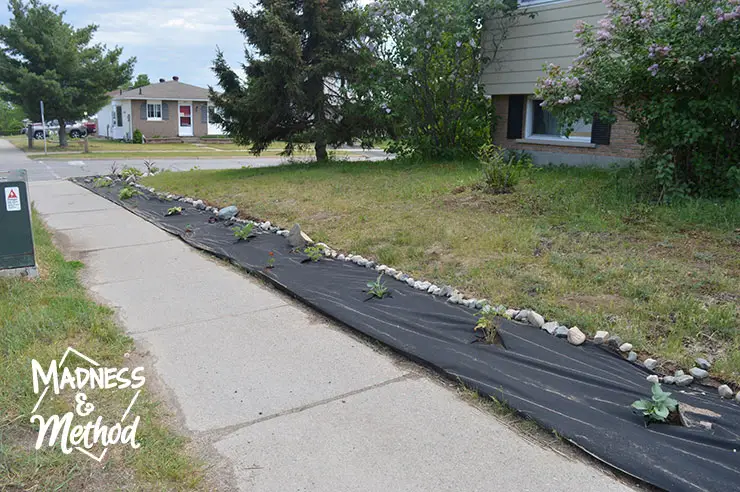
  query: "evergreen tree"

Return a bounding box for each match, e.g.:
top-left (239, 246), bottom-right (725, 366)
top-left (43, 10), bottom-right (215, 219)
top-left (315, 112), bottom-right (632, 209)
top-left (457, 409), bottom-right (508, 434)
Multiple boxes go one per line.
top-left (0, 0), bottom-right (134, 147)
top-left (211, 0), bottom-right (380, 161)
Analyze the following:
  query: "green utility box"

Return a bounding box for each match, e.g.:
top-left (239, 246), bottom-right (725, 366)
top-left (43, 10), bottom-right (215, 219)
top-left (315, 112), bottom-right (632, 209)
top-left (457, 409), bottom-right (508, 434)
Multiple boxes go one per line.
top-left (0, 169), bottom-right (38, 278)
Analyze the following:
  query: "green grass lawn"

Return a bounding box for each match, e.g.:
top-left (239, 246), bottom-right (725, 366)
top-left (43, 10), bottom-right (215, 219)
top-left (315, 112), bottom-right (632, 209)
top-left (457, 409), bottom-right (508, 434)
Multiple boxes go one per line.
top-left (0, 214), bottom-right (203, 490)
top-left (142, 159), bottom-right (740, 383)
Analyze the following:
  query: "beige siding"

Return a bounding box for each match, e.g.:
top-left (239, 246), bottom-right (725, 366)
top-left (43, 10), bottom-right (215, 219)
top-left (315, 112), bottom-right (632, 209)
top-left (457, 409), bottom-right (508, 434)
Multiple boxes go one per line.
top-left (132, 99), bottom-right (178, 138)
top-left (482, 0), bottom-right (607, 95)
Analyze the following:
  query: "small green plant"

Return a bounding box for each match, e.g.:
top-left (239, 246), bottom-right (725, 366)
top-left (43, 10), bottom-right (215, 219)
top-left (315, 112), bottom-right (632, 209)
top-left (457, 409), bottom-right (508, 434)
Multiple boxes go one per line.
top-left (166, 206), bottom-right (182, 216)
top-left (118, 186), bottom-right (141, 200)
top-left (303, 245), bottom-right (323, 262)
top-left (93, 177), bottom-right (112, 188)
top-left (121, 166), bottom-right (143, 179)
top-left (133, 129), bottom-right (143, 144)
top-left (366, 274), bottom-right (389, 299)
top-left (474, 305), bottom-right (507, 345)
top-left (232, 223), bottom-right (255, 241)
top-left (109, 161), bottom-right (119, 175)
top-left (632, 383), bottom-right (679, 424)
top-left (266, 251), bottom-right (275, 269)
top-left (477, 143), bottom-right (532, 194)
top-left (185, 224), bottom-right (193, 233)
top-left (143, 159), bottom-right (160, 174)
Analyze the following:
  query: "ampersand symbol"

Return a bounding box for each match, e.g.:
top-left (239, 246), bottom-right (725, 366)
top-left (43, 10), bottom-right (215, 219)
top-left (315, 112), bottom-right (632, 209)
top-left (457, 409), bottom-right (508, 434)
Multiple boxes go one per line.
top-left (75, 393), bottom-right (95, 417)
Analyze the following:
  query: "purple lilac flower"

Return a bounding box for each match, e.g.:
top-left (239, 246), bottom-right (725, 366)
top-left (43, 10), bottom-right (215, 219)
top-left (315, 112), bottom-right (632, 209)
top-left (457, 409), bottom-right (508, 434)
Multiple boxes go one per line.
top-left (567, 77), bottom-right (580, 88)
top-left (574, 20), bottom-right (587, 35)
top-left (697, 15), bottom-right (707, 31)
top-left (574, 94), bottom-right (582, 101)
top-left (456, 41), bottom-right (462, 48)
top-left (648, 63), bottom-right (659, 76)
top-left (411, 47), bottom-right (418, 54)
top-left (596, 29), bottom-right (612, 40)
top-left (674, 0), bottom-right (686, 5)
top-left (598, 18), bottom-right (614, 30)
top-left (469, 39), bottom-right (476, 48)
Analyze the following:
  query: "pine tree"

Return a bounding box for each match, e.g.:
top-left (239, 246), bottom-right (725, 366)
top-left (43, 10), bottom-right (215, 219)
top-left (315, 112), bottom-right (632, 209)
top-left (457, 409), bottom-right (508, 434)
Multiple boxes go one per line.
top-left (0, 0), bottom-right (134, 147)
top-left (211, 0), bottom-right (379, 161)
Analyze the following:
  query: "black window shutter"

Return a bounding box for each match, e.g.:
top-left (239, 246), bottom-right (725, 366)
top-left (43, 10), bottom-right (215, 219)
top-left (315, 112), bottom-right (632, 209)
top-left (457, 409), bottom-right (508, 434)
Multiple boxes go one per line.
top-left (506, 95), bottom-right (525, 140)
top-left (591, 113), bottom-right (612, 145)
top-left (140, 103), bottom-right (147, 120)
top-left (162, 103), bottom-right (169, 121)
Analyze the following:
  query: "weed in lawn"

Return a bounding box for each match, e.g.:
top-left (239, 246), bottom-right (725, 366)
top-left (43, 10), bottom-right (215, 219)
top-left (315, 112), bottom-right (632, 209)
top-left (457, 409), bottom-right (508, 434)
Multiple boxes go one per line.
top-left (366, 274), bottom-right (390, 299)
top-left (303, 245), bottom-right (323, 262)
top-left (632, 383), bottom-right (680, 425)
top-left (478, 143), bottom-right (532, 193)
top-left (93, 177), bottom-right (112, 188)
top-left (118, 186), bottom-right (141, 200)
top-left (166, 206), bottom-right (182, 216)
top-left (233, 223), bottom-right (255, 241)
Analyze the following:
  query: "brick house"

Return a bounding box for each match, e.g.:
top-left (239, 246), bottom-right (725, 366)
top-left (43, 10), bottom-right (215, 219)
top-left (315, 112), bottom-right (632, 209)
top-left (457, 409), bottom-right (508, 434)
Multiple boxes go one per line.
top-left (97, 77), bottom-right (223, 141)
top-left (482, 0), bottom-right (641, 166)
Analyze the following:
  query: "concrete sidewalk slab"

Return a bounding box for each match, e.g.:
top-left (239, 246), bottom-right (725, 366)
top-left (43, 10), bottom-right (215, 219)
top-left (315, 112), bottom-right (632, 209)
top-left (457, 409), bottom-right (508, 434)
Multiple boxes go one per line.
top-left (48, 221), bottom-right (172, 252)
top-left (214, 377), bottom-right (629, 492)
top-left (138, 309), bottom-right (406, 432)
top-left (31, 188), bottom-right (119, 214)
top-left (41, 207), bottom-right (148, 231)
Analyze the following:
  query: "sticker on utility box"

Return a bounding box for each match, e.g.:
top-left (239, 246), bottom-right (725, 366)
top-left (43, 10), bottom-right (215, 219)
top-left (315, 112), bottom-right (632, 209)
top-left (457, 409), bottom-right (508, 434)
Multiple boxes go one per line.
top-left (5, 187), bottom-right (21, 212)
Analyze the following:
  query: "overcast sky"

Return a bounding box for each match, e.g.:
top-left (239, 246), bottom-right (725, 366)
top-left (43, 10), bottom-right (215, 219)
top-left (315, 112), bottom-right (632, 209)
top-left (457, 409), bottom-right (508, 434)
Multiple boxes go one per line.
top-left (0, 0), bottom-right (249, 89)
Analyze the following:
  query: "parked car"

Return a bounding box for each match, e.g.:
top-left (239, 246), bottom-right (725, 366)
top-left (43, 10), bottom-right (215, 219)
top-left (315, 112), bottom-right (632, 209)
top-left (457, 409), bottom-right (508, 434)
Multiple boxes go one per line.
top-left (31, 120), bottom-right (88, 139)
top-left (83, 121), bottom-right (97, 134)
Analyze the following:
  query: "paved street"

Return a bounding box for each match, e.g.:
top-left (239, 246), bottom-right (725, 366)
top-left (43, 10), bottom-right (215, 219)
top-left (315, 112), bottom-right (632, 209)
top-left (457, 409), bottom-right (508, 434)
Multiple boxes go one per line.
top-left (4, 137), bottom-right (633, 491)
top-left (0, 138), bottom-right (388, 182)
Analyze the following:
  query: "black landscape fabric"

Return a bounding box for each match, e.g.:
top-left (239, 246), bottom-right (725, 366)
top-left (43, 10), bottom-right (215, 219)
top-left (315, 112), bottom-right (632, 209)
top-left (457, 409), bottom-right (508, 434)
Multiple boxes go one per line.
top-left (78, 179), bottom-right (740, 492)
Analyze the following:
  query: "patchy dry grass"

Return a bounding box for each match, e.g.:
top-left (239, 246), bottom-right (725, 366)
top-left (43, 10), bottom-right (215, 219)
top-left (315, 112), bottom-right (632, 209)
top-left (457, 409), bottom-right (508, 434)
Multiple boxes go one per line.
top-left (0, 213), bottom-right (203, 490)
top-left (142, 159), bottom-right (740, 382)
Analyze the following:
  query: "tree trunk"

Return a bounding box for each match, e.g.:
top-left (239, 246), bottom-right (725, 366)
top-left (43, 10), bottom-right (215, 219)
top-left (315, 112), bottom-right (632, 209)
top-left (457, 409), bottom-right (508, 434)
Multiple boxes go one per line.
top-left (315, 139), bottom-right (328, 162)
top-left (27, 125), bottom-right (33, 149)
top-left (58, 120), bottom-right (68, 148)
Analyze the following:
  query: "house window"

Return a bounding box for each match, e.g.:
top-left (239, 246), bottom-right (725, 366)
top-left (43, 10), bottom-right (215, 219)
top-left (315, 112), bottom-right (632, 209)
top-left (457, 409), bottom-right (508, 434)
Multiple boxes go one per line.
top-left (526, 98), bottom-right (591, 142)
top-left (147, 101), bottom-right (162, 120)
top-left (116, 106), bottom-right (123, 127)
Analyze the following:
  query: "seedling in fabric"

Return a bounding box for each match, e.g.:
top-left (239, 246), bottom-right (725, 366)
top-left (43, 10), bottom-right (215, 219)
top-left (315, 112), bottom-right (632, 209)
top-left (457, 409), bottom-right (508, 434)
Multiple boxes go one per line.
top-left (233, 223), bottom-right (255, 241)
top-left (121, 166), bottom-right (143, 179)
top-left (302, 246), bottom-right (323, 263)
top-left (144, 160), bottom-right (160, 174)
top-left (632, 383), bottom-right (679, 425)
top-left (109, 161), bottom-right (119, 175)
top-left (166, 206), bottom-right (182, 216)
top-left (474, 308), bottom-right (505, 346)
top-left (118, 186), bottom-right (141, 200)
top-left (184, 224), bottom-right (194, 234)
top-left (93, 177), bottom-right (112, 188)
top-left (266, 251), bottom-right (275, 269)
top-left (366, 274), bottom-right (390, 299)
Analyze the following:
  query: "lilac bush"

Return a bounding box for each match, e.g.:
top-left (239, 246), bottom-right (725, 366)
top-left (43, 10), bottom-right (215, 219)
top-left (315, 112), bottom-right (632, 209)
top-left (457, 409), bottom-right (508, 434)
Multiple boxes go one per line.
top-left (535, 0), bottom-right (740, 198)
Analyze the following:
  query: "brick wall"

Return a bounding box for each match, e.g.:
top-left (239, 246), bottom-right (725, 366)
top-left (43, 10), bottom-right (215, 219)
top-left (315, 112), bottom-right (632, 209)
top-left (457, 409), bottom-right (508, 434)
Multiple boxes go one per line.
top-left (491, 95), bottom-right (642, 160)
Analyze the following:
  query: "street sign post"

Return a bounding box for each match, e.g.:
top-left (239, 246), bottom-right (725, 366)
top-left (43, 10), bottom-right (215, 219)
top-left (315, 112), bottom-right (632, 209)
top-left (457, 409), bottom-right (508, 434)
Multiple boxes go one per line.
top-left (40, 100), bottom-right (48, 154)
top-left (0, 169), bottom-right (38, 278)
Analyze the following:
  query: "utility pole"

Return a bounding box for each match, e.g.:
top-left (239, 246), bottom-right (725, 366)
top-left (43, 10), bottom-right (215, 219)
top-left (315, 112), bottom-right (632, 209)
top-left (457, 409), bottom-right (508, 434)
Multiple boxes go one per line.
top-left (39, 100), bottom-right (48, 155)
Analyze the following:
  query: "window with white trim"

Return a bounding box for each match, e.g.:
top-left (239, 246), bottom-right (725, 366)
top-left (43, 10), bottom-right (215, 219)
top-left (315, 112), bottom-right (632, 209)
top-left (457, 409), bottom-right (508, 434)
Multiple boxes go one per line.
top-left (525, 97), bottom-right (592, 142)
top-left (146, 101), bottom-right (162, 120)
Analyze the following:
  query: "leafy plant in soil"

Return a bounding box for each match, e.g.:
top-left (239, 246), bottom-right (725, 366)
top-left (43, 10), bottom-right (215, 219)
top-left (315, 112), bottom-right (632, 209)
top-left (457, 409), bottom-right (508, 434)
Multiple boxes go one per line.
top-left (93, 177), bottom-right (112, 188)
top-left (232, 223), bottom-right (255, 241)
top-left (166, 206), bottom-right (182, 216)
top-left (118, 186), bottom-right (140, 200)
top-left (143, 159), bottom-right (160, 174)
top-left (366, 274), bottom-right (390, 299)
top-left (474, 306), bottom-right (506, 346)
top-left (266, 251), bottom-right (275, 269)
top-left (303, 246), bottom-right (323, 263)
top-left (121, 166), bottom-right (143, 179)
top-left (632, 383), bottom-right (679, 425)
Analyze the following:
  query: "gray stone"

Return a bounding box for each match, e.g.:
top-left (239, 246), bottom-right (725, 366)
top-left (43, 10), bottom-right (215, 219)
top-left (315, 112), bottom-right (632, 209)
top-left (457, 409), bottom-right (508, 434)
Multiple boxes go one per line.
top-left (736, 392), bottom-right (740, 402)
top-left (643, 358), bottom-right (658, 371)
top-left (646, 375), bottom-right (660, 384)
top-left (377, 265), bottom-right (388, 272)
top-left (431, 287), bottom-right (442, 296)
top-left (554, 326), bottom-right (569, 338)
top-left (427, 284), bottom-right (438, 294)
top-left (593, 331), bottom-right (609, 344)
top-left (627, 351), bottom-right (638, 362)
top-left (675, 375), bottom-right (694, 387)
top-left (718, 385), bottom-right (734, 399)
top-left (505, 309), bottom-right (518, 319)
top-left (567, 327), bottom-right (586, 346)
top-left (413, 281), bottom-right (424, 290)
top-left (218, 205), bottom-right (239, 220)
top-left (448, 295), bottom-right (462, 305)
top-left (418, 281), bottom-right (431, 290)
top-left (287, 224), bottom-right (313, 249)
top-left (337, 254), bottom-right (345, 261)
top-left (398, 274), bottom-right (409, 282)
top-left (357, 259), bottom-right (369, 267)
top-left (542, 321), bottom-right (558, 335)
top-left (663, 376), bottom-right (675, 385)
top-left (260, 221), bottom-right (272, 230)
top-left (607, 336), bottom-right (622, 349)
top-left (406, 278), bottom-right (416, 287)
top-left (439, 285), bottom-right (454, 297)
top-left (695, 358), bottom-right (711, 370)
top-left (674, 370), bottom-right (684, 378)
top-left (193, 200), bottom-right (205, 210)
top-left (527, 311), bottom-right (545, 328)
top-left (515, 310), bottom-right (530, 322)
top-left (619, 343), bottom-right (633, 353)
top-left (386, 268), bottom-right (398, 276)
top-left (475, 299), bottom-right (486, 310)
top-left (689, 367), bottom-right (709, 379)
top-left (212, 208), bottom-right (219, 215)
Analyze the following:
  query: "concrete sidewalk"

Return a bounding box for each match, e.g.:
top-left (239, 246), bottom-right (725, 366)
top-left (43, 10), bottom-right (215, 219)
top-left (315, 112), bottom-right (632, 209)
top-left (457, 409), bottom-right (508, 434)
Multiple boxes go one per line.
top-left (30, 180), bottom-right (632, 491)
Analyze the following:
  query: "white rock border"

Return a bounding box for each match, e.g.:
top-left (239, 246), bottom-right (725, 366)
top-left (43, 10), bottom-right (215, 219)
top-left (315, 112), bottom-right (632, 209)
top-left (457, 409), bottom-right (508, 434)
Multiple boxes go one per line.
top-left (119, 177), bottom-right (739, 403)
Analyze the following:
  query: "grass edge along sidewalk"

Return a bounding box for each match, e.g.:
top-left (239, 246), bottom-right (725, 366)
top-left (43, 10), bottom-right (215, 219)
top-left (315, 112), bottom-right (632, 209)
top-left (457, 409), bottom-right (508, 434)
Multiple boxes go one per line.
top-left (141, 158), bottom-right (740, 384)
top-left (0, 212), bottom-right (204, 490)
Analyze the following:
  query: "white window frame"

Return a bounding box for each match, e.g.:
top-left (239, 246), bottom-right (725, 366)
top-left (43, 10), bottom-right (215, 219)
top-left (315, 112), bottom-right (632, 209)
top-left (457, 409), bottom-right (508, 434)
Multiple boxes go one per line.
top-left (146, 100), bottom-right (163, 121)
top-left (524, 96), bottom-right (591, 144)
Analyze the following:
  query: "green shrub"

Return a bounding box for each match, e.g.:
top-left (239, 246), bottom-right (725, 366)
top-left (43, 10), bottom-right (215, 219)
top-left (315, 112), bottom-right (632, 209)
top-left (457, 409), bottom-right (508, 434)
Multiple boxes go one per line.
top-left (118, 186), bottom-right (140, 200)
top-left (477, 144), bottom-right (532, 193)
top-left (121, 166), bottom-right (143, 179)
top-left (133, 129), bottom-right (143, 144)
top-left (535, 0), bottom-right (740, 199)
top-left (632, 383), bottom-right (679, 423)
